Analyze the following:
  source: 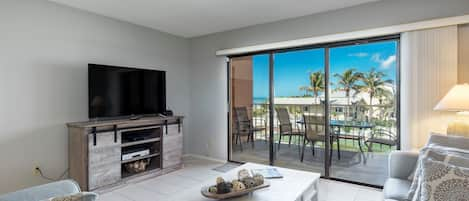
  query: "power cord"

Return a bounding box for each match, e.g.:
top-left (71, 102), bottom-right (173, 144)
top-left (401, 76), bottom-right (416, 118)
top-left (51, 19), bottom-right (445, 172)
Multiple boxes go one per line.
top-left (35, 167), bottom-right (69, 181)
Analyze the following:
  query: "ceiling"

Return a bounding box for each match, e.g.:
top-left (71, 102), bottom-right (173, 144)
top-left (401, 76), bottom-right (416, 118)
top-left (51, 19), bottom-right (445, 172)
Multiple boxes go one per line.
top-left (49, 0), bottom-right (380, 38)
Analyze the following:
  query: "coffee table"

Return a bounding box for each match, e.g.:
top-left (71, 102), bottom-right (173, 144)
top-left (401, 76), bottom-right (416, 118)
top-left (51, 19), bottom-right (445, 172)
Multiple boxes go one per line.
top-left (200, 163), bottom-right (320, 201)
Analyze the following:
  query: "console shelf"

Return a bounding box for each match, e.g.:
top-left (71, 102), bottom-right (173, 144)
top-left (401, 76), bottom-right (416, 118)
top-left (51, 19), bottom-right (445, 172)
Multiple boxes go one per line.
top-left (121, 138), bottom-right (161, 148)
top-left (121, 153), bottom-right (160, 164)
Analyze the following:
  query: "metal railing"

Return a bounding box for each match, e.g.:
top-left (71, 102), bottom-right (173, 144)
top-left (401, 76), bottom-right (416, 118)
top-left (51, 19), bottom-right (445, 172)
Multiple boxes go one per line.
top-left (247, 103), bottom-right (397, 152)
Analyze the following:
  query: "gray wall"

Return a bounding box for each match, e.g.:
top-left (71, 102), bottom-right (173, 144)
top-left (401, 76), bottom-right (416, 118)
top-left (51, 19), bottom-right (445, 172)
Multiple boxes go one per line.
top-left (0, 0), bottom-right (190, 193)
top-left (188, 0), bottom-right (469, 160)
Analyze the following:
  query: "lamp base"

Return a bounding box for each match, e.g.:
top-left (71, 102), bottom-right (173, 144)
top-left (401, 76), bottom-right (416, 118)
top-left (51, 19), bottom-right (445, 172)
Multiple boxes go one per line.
top-left (447, 118), bottom-right (469, 137)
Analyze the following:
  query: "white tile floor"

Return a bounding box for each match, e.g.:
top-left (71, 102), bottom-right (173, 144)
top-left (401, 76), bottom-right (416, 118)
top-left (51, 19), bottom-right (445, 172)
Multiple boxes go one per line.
top-left (99, 157), bottom-right (383, 201)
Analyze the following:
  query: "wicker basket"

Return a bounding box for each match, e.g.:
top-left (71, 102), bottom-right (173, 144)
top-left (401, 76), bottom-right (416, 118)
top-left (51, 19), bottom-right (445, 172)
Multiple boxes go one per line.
top-left (124, 158), bottom-right (151, 173)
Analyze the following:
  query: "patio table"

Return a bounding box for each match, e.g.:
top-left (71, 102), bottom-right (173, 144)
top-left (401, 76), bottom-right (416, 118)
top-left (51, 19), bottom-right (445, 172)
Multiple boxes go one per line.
top-left (296, 119), bottom-right (374, 164)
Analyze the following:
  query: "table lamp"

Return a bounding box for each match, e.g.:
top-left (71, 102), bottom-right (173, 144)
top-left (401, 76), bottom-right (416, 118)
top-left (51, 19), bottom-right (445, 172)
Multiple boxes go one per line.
top-left (434, 83), bottom-right (469, 136)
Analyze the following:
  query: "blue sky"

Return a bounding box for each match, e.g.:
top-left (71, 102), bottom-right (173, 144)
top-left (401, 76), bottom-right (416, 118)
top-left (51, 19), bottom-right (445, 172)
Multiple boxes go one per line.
top-left (253, 40), bottom-right (397, 98)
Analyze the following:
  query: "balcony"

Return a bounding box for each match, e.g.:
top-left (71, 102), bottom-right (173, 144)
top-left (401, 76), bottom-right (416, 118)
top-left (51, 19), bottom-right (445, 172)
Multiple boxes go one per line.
top-left (231, 102), bottom-right (397, 186)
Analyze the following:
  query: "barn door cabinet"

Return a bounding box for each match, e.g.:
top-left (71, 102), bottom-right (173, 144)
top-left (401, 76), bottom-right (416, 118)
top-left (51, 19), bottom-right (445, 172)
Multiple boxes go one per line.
top-left (67, 116), bottom-right (184, 191)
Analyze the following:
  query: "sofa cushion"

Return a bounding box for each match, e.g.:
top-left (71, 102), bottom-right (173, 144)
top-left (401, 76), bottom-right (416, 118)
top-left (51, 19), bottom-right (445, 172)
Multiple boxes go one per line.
top-left (384, 178), bottom-right (412, 201)
top-left (420, 159), bottom-right (469, 201)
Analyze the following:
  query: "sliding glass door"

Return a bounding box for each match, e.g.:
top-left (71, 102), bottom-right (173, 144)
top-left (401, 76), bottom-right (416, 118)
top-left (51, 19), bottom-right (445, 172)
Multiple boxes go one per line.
top-left (328, 40), bottom-right (399, 186)
top-left (228, 36), bottom-right (400, 187)
top-left (272, 48), bottom-right (326, 176)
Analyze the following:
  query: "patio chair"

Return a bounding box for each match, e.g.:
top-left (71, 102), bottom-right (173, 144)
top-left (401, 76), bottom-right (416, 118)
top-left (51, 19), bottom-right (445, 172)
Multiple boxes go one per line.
top-left (233, 106), bottom-right (266, 151)
top-left (301, 115), bottom-right (339, 162)
top-left (365, 128), bottom-right (397, 152)
top-left (275, 107), bottom-right (304, 152)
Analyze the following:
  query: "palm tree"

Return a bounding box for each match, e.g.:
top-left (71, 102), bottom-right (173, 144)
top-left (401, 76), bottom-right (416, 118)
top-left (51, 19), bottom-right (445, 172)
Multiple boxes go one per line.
top-left (375, 87), bottom-right (393, 105)
top-left (334, 69), bottom-right (363, 119)
top-left (359, 68), bottom-right (393, 120)
top-left (301, 71), bottom-right (325, 103)
top-left (298, 86), bottom-right (310, 97)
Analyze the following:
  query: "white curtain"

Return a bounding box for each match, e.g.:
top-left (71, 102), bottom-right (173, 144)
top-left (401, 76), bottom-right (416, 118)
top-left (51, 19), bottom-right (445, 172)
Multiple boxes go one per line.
top-left (400, 26), bottom-right (458, 150)
top-left (459, 24), bottom-right (469, 84)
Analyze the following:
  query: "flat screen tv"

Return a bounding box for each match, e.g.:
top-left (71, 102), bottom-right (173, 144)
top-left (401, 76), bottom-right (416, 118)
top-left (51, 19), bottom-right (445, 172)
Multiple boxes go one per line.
top-left (88, 64), bottom-right (166, 119)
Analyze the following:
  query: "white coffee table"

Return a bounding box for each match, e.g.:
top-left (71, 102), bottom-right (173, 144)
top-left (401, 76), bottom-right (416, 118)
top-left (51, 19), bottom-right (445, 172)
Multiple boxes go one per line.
top-left (201, 163), bottom-right (320, 201)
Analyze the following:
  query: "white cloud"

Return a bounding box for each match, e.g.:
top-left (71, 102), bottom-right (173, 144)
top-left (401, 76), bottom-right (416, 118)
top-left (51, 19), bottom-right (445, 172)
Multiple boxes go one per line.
top-left (348, 52), bottom-right (369, 57)
top-left (372, 53), bottom-right (396, 69)
top-left (382, 55), bottom-right (396, 68)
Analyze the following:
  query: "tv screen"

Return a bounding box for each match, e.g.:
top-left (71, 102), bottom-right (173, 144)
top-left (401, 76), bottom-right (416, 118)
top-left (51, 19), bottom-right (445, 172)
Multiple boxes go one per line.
top-left (88, 64), bottom-right (166, 119)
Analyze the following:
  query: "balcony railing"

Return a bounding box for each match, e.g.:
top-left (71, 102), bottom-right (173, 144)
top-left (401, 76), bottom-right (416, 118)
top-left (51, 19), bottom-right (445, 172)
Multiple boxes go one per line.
top-left (247, 103), bottom-right (397, 153)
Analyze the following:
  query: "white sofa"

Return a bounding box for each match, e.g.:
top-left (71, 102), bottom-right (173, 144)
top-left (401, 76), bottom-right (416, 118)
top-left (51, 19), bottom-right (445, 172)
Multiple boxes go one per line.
top-left (383, 134), bottom-right (469, 201)
top-left (0, 180), bottom-right (97, 201)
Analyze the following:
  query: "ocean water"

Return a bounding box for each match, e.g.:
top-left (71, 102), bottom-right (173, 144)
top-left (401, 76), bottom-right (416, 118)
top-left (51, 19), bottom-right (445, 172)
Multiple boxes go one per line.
top-left (253, 97), bottom-right (268, 104)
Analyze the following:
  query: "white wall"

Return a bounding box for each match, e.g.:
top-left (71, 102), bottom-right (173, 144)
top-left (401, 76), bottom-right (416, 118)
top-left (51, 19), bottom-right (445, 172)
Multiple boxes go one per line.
top-left (0, 0), bottom-right (191, 193)
top-left (188, 0), bottom-right (469, 160)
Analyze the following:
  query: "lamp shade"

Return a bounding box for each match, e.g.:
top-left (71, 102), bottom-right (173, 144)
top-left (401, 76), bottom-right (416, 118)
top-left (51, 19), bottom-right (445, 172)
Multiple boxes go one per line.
top-left (434, 84), bottom-right (469, 111)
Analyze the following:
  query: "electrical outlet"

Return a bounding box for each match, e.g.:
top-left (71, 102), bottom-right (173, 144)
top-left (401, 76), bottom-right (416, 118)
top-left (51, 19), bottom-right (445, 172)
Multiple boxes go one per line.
top-left (33, 166), bottom-right (41, 176)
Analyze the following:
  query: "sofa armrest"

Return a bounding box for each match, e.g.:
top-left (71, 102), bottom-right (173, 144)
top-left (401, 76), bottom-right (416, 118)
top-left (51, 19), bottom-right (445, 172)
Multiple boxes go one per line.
top-left (79, 192), bottom-right (98, 201)
top-left (388, 151), bottom-right (419, 180)
top-left (0, 180), bottom-right (82, 201)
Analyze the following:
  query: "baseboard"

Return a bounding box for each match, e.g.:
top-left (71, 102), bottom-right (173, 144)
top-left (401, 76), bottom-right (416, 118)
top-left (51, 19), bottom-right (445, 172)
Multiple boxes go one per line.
top-left (183, 154), bottom-right (227, 164)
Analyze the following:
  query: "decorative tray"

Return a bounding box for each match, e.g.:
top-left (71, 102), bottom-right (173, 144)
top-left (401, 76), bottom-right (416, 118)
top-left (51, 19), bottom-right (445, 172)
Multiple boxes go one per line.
top-left (201, 181), bottom-right (269, 199)
top-left (200, 169), bottom-right (270, 200)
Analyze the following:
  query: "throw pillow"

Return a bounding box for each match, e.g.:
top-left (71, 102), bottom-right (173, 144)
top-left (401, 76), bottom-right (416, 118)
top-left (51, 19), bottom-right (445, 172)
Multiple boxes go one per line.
top-left (420, 159), bottom-right (469, 201)
top-left (408, 146), bottom-right (469, 201)
top-left (42, 192), bottom-right (97, 201)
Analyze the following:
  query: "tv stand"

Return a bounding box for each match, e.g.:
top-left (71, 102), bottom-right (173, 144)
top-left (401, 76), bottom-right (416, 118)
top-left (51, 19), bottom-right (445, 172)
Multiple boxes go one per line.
top-left (67, 116), bottom-right (183, 191)
top-left (129, 115), bottom-right (142, 120)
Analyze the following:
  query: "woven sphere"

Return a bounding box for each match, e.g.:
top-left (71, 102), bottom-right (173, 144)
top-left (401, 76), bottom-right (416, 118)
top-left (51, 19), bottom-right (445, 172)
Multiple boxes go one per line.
top-left (232, 181), bottom-right (246, 192)
top-left (241, 177), bottom-right (256, 189)
top-left (238, 169), bottom-right (250, 180)
top-left (253, 174), bottom-right (264, 186)
top-left (216, 177), bottom-right (225, 185)
top-left (225, 182), bottom-right (233, 189)
top-left (216, 182), bottom-right (231, 194)
top-left (208, 186), bottom-right (218, 194)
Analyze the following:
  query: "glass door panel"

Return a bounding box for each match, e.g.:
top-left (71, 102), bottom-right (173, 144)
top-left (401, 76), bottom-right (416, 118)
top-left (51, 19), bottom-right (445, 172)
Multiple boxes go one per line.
top-left (272, 48), bottom-right (326, 176)
top-left (229, 55), bottom-right (271, 165)
top-left (328, 40), bottom-right (399, 186)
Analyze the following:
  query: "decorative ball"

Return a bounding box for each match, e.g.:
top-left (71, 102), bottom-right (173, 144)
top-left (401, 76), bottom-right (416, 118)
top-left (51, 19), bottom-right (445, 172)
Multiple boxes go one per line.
top-left (208, 186), bottom-right (218, 194)
top-left (253, 174), bottom-right (264, 186)
top-left (216, 182), bottom-right (231, 194)
top-left (232, 181), bottom-right (246, 192)
top-left (216, 177), bottom-right (225, 185)
top-left (238, 169), bottom-right (250, 180)
top-left (241, 177), bottom-right (256, 189)
top-left (225, 182), bottom-right (233, 189)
